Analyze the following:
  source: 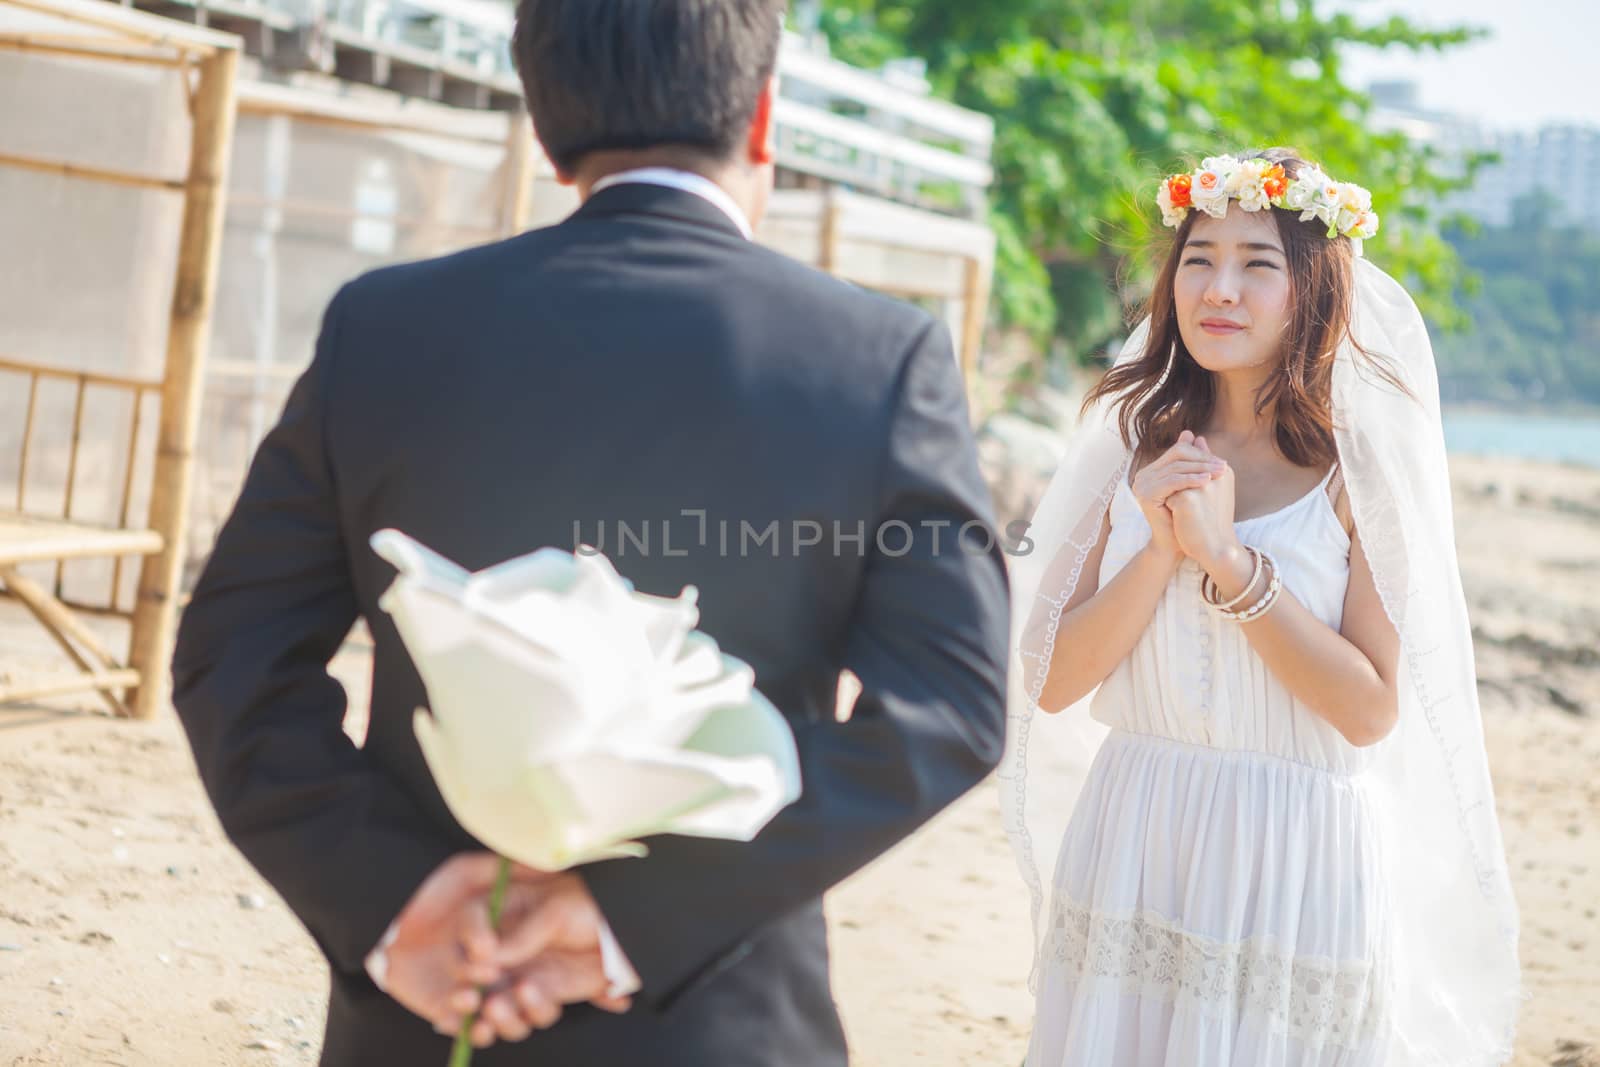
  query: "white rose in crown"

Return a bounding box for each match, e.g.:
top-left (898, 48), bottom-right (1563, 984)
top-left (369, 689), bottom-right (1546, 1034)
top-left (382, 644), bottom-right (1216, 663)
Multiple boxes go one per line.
top-left (1190, 156), bottom-right (1236, 219)
top-left (371, 529), bottom-right (801, 872)
top-left (1231, 159), bottom-right (1273, 213)
top-left (1281, 165), bottom-right (1328, 213)
top-left (1335, 182), bottom-right (1374, 235)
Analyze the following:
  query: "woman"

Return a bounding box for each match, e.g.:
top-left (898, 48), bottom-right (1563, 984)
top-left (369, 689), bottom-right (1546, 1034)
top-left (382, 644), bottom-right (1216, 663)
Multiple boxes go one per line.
top-left (1002, 149), bottom-right (1520, 1065)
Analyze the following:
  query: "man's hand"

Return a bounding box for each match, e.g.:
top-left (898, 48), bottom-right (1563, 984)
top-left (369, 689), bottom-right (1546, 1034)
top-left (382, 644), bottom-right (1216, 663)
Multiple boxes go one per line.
top-left (380, 854), bottom-right (554, 1040)
top-left (459, 873), bottom-right (634, 1047)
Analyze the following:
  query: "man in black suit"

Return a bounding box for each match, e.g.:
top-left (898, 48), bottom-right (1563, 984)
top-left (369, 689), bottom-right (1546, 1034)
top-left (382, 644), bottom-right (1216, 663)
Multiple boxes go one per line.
top-left (171, 0), bottom-right (1010, 1063)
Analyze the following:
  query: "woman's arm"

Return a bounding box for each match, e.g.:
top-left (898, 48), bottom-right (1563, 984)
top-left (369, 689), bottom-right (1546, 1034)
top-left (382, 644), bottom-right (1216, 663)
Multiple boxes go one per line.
top-left (1037, 431), bottom-right (1224, 712)
top-left (1037, 535), bottom-right (1181, 712)
top-left (1176, 480), bottom-right (1401, 746)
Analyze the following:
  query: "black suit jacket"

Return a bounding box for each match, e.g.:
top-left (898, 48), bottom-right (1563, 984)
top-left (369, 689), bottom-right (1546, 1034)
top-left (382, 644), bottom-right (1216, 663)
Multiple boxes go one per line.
top-left (172, 182), bottom-right (1011, 1066)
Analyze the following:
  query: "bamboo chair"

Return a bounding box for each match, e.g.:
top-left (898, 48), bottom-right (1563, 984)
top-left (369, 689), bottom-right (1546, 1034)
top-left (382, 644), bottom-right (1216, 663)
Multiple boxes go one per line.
top-left (0, 0), bottom-right (239, 719)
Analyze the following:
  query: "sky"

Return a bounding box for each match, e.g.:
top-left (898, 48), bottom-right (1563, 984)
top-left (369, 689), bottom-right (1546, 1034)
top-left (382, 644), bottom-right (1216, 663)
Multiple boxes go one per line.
top-left (1328, 0), bottom-right (1599, 131)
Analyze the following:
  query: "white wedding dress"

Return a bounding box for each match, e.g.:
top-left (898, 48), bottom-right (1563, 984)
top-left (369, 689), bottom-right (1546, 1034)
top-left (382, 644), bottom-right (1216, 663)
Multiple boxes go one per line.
top-left (1027, 466), bottom-right (1396, 1066)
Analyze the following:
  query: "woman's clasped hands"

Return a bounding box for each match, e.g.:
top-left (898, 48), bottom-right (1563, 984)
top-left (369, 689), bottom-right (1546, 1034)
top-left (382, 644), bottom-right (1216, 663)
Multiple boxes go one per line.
top-left (1131, 429), bottom-right (1243, 573)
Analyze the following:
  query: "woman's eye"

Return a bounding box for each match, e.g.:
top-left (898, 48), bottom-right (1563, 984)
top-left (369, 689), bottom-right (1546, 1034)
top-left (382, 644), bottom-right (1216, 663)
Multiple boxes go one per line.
top-left (1182, 257), bottom-right (1210, 267)
top-left (1248, 260), bottom-right (1281, 269)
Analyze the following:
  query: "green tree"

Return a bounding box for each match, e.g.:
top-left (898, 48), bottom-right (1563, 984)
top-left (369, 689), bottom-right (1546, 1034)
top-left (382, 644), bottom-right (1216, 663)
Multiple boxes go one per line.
top-left (816, 0), bottom-right (1483, 372)
top-left (1434, 192), bottom-right (1600, 406)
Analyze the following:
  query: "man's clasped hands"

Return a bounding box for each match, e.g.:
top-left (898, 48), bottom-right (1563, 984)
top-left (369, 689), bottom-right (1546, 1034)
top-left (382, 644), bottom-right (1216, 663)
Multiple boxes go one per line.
top-left (379, 854), bottom-right (634, 1050)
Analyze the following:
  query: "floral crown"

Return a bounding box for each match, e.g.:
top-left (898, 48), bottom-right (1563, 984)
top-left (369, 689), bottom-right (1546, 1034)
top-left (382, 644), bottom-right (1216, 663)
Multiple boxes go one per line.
top-left (1156, 155), bottom-right (1379, 242)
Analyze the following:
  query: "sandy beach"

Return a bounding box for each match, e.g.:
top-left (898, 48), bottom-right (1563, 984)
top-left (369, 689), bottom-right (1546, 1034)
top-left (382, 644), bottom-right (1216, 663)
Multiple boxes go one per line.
top-left (1, 453), bottom-right (1597, 1066)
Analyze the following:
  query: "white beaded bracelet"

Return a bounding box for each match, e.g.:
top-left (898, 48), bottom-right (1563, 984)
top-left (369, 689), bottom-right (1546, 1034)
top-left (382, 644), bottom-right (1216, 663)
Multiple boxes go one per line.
top-left (1211, 546), bottom-right (1264, 612)
top-left (1200, 545), bottom-right (1262, 609)
top-left (1227, 563), bottom-right (1282, 623)
top-left (1203, 547), bottom-right (1282, 622)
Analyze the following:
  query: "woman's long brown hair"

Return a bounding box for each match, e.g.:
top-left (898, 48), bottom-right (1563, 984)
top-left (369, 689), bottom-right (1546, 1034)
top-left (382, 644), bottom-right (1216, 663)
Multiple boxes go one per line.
top-left (1088, 148), bottom-right (1397, 471)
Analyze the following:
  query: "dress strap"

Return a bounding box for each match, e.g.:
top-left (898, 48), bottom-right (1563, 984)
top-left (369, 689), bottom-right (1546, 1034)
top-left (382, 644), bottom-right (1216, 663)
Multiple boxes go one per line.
top-left (1323, 462), bottom-right (1344, 504)
top-left (1324, 462), bottom-right (1355, 539)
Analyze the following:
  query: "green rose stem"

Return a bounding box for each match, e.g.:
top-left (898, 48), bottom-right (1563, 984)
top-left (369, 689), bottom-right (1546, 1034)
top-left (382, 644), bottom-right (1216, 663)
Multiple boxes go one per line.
top-left (448, 855), bottom-right (513, 1067)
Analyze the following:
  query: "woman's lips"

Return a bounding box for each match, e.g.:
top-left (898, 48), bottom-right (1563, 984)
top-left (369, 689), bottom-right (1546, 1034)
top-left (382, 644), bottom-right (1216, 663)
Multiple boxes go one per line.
top-left (1200, 319), bottom-right (1245, 335)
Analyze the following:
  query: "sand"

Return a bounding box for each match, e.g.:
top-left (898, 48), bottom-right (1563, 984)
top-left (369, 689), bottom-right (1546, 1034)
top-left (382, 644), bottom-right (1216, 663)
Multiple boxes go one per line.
top-left (1, 454), bottom-right (1597, 1066)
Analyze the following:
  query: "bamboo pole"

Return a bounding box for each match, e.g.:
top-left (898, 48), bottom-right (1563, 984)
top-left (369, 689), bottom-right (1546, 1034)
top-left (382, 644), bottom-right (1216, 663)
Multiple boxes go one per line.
top-left (15, 374), bottom-right (38, 510)
top-left (60, 382), bottom-right (87, 522)
top-left (958, 253), bottom-right (992, 386)
top-left (0, 669), bottom-right (140, 708)
top-left (0, 0), bottom-right (227, 52)
top-left (0, 589), bottom-right (136, 621)
top-left (1, 567), bottom-right (122, 670)
top-left (0, 356), bottom-right (160, 393)
top-left (127, 45), bottom-right (238, 720)
top-left (497, 108), bottom-right (534, 237)
top-left (818, 187), bottom-right (840, 274)
top-left (0, 523), bottom-right (162, 565)
top-left (0, 34), bottom-right (187, 67)
top-left (56, 380), bottom-right (88, 595)
top-left (0, 31), bottom-right (131, 48)
top-left (110, 390), bottom-right (147, 608)
top-left (0, 566), bottom-right (127, 715)
top-left (0, 150), bottom-right (186, 192)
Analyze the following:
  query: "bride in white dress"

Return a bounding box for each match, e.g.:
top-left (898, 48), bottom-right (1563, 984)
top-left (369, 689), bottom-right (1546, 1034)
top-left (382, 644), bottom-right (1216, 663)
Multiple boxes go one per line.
top-left (1002, 150), bottom-right (1520, 1066)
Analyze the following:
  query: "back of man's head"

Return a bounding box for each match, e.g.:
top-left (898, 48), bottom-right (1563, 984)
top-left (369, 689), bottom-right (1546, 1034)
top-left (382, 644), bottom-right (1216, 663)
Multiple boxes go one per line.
top-left (512, 0), bottom-right (785, 178)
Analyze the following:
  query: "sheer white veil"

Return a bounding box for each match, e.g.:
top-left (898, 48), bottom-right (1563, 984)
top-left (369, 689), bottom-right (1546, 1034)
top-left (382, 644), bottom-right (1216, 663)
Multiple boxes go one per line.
top-left (998, 257), bottom-right (1521, 1064)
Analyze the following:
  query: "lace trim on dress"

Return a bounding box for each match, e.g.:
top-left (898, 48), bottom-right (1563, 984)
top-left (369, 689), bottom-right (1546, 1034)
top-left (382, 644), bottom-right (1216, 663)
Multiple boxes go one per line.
top-left (1022, 460), bottom-right (1130, 713)
top-left (1006, 457), bottom-right (1132, 991)
top-left (1044, 895), bottom-right (1392, 1051)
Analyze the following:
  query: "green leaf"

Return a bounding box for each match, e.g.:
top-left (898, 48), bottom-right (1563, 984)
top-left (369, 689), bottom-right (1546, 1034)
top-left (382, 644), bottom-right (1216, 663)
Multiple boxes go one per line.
top-left (819, 0), bottom-right (1487, 381)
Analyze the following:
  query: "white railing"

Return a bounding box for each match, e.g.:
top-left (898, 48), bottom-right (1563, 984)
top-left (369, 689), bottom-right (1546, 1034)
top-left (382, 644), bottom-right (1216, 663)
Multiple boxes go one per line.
top-left (777, 32), bottom-right (992, 162)
top-left (774, 97), bottom-right (991, 216)
top-left (96, 0), bottom-right (992, 213)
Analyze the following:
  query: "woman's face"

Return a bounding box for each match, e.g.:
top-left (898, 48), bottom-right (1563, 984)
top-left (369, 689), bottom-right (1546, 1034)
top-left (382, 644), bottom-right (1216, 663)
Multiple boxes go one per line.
top-left (1174, 205), bottom-right (1292, 375)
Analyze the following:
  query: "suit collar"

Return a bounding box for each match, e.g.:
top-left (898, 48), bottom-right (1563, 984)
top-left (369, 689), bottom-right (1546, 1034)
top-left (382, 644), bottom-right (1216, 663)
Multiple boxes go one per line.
top-left (590, 167), bottom-right (753, 237)
top-left (570, 181), bottom-right (751, 241)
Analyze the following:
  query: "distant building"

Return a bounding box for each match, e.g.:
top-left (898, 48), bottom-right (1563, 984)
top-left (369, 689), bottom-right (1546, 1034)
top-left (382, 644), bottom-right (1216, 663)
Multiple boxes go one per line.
top-left (1368, 80), bottom-right (1600, 230)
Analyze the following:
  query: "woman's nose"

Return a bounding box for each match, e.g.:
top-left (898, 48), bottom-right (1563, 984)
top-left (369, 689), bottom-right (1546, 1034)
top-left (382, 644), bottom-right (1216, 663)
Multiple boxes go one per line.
top-left (1204, 267), bottom-right (1241, 306)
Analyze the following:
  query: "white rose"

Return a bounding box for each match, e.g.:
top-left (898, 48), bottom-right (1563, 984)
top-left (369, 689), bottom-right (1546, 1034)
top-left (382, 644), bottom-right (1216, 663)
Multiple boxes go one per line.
top-left (1338, 182), bottom-right (1373, 214)
top-left (1190, 167), bottom-right (1231, 218)
top-left (373, 530), bottom-right (802, 870)
top-left (1226, 160), bottom-right (1266, 212)
top-left (1282, 172), bottom-right (1323, 212)
top-left (1237, 182), bottom-right (1271, 213)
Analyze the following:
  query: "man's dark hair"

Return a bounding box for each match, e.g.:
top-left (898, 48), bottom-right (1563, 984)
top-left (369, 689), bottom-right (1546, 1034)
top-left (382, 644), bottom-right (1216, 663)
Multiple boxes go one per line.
top-left (512, 0), bottom-right (785, 175)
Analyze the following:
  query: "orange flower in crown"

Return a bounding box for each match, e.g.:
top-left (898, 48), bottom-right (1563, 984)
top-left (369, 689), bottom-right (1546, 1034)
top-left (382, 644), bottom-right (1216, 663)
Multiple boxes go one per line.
top-left (1167, 174), bottom-right (1193, 209)
top-left (1261, 164), bottom-right (1288, 200)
